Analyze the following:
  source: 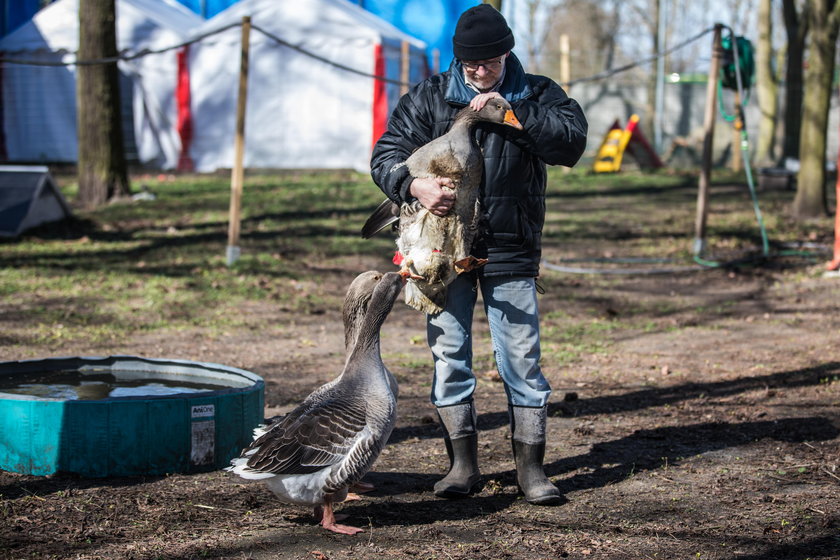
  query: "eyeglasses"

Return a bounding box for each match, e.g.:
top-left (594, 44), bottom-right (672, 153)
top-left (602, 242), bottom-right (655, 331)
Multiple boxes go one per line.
top-left (461, 57), bottom-right (505, 72)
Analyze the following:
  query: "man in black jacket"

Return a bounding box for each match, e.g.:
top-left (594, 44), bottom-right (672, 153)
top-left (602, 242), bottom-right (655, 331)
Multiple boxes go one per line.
top-left (370, 4), bottom-right (587, 505)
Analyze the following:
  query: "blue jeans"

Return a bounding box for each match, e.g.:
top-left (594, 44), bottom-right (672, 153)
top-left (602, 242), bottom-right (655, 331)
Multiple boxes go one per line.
top-left (427, 273), bottom-right (551, 408)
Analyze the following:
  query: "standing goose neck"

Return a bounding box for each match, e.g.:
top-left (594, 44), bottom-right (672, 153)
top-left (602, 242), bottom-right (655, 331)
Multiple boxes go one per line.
top-left (346, 275), bottom-right (402, 363)
top-left (343, 289), bottom-right (373, 354)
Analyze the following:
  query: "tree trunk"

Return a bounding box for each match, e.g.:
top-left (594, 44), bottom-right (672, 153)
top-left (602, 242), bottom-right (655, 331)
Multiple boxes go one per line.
top-left (77, 0), bottom-right (129, 209)
top-left (643, 0), bottom-right (661, 141)
top-left (780, 0), bottom-right (807, 165)
top-left (755, 0), bottom-right (778, 165)
top-left (793, 0), bottom-right (840, 219)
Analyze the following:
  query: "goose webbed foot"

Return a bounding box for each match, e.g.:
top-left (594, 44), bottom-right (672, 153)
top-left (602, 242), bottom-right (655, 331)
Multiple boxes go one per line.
top-left (453, 256), bottom-right (488, 274)
top-left (314, 498), bottom-right (364, 535)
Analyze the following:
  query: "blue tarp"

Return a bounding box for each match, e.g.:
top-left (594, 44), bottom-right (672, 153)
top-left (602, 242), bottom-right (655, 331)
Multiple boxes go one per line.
top-left (348, 0), bottom-right (478, 70)
top-left (173, 0), bottom-right (234, 18)
top-left (174, 0), bottom-right (480, 69)
top-left (1, 0), bottom-right (51, 36)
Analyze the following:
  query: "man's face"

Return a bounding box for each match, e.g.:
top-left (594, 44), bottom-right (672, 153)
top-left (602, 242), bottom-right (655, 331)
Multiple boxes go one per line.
top-left (461, 53), bottom-right (507, 91)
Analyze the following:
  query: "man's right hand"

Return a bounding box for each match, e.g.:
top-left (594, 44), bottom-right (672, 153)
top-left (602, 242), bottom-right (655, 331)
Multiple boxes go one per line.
top-left (409, 177), bottom-right (456, 217)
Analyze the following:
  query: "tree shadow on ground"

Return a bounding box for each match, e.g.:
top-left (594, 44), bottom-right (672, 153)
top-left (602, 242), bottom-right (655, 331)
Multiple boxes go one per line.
top-left (0, 473), bottom-right (166, 500)
top-left (378, 415), bottom-right (837, 502)
top-left (547, 415), bottom-right (838, 490)
top-left (730, 534), bottom-right (840, 559)
top-left (387, 361), bottom-right (840, 445)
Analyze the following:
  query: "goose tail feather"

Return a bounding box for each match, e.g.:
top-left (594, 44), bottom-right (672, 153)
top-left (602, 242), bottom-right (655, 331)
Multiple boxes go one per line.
top-left (226, 456), bottom-right (276, 480)
top-left (361, 199), bottom-right (400, 239)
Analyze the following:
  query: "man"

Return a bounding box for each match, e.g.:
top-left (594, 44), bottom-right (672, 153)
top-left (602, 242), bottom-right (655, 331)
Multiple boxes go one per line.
top-left (370, 4), bottom-right (587, 505)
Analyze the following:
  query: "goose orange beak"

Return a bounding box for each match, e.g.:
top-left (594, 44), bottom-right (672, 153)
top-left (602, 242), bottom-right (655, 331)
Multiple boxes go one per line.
top-left (504, 110), bottom-right (523, 130)
top-left (399, 268), bottom-right (423, 281)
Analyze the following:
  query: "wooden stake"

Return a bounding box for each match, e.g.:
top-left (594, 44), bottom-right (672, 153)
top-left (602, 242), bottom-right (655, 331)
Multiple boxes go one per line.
top-left (227, 16), bottom-right (251, 266)
top-left (694, 24), bottom-right (724, 256)
top-left (400, 40), bottom-right (410, 96)
top-left (559, 34), bottom-right (570, 91)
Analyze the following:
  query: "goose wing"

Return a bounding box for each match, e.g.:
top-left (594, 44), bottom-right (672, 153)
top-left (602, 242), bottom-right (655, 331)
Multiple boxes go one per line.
top-left (243, 396), bottom-right (368, 475)
top-left (361, 199), bottom-right (400, 239)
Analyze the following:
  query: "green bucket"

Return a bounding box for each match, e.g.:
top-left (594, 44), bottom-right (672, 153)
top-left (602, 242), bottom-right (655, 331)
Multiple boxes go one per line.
top-left (0, 356), bottom-right (264, 477)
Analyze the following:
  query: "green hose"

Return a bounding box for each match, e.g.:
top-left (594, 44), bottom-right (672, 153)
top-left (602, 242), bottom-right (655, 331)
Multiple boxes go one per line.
top-left (696, 26), bottom-right (769, 267)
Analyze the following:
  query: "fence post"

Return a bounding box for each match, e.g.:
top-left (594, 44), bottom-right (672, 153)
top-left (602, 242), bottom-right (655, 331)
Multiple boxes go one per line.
top-left (400, 40), bottom-right (410, 96)
top-left (559, 34), bottom-right (570, 91)
top-left (694, 24), bottom-right (723, 257)
top-left (227, 16), bottom-right (251, 267)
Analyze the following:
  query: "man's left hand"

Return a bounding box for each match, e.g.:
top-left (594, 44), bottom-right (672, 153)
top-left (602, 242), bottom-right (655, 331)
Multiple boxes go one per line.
top-left (469, 92), bottom-right (502, 112)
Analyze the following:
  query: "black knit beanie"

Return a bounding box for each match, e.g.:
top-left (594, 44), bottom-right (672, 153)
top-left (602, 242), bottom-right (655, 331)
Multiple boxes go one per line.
top-left (452, 4), bottom-right (514, 61)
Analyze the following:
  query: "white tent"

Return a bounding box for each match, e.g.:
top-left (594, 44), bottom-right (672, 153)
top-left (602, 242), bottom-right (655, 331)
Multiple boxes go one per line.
top-left (0, 0), bottom-right (202, 169)
top-left (185, 0), bottom-right (428, 173)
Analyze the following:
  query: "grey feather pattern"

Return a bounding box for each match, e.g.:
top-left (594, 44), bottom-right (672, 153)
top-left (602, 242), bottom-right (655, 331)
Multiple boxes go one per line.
top-left (244, 396), bottom-right (369, 475)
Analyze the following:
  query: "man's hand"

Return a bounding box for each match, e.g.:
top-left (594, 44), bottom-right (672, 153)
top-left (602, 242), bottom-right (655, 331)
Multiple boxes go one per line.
top-left (409, 177), bottom-right (455, 216)
top-left (469, 91), bottom-right (503, 112)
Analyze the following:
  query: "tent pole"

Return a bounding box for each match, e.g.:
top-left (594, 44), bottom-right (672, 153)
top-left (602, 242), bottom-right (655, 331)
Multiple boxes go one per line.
top-left (694, 23), bottom-right (723, 257)
top-left (227, 16), bottom-right (251, 267)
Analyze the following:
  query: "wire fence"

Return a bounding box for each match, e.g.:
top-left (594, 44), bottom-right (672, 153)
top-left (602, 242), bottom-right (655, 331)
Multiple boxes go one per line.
top-left (0, 19), bottom-right (716, 88)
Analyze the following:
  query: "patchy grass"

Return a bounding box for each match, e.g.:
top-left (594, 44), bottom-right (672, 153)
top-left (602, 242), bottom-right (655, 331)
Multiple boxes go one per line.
top-left (1, 166), bottom-right (833, 359)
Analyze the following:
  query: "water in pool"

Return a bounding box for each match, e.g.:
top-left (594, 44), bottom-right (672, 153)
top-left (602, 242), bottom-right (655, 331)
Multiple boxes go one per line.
top-left (0, 370), bottom-right (231, 400)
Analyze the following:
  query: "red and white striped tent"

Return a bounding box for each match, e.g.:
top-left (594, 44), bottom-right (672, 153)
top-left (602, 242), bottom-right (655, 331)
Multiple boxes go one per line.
top-left (183, 0), bottom-right (428, 173)
top-left (0, 0), bottom-right (202, 169)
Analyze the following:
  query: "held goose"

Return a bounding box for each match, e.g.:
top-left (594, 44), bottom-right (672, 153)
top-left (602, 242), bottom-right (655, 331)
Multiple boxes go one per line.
top-left (227, 271), bottom-right (406, 535)
top-left (362, 98), bottom-right (523, 314)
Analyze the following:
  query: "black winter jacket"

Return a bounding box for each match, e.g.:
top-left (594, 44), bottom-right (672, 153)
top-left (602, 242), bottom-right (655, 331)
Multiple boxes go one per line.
top-left (370, 54), bottom-right (588, 277)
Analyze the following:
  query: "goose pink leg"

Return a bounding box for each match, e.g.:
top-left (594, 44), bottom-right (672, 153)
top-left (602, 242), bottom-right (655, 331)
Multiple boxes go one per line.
top-left (314, 495), bottom-right (364, 535)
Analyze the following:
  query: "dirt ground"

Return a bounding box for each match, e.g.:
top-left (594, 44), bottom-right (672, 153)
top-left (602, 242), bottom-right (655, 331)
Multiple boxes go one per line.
top-left (2, 184), bottom-right (840, 559)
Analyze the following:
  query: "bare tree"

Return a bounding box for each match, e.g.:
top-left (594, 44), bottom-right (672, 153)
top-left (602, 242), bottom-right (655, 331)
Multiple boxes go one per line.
top-left (754, 0), bottom-right (779, 165)
top-left (780, 0), bottom-right (808, 165)
top-left (793, 0), bottom-right (840, 218)
top-left (540, 0), bottom-right (618, 81)
top-left (77, 0), bottom-right (130, 208)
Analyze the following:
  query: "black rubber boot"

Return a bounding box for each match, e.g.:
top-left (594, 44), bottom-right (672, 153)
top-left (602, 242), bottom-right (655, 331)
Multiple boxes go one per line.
top-left (509, 405), bottom-right (562, 506)
top-left (434, 433), bottom-right (481, 498)
top-left (512, 440), bottom-right (562, 505)
top-left (434, 403), bottom-right (481, 498)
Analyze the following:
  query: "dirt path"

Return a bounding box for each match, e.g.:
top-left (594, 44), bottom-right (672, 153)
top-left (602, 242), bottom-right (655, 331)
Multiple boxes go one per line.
top-left (2, 256), bottom-right (839, 559)
top-left (2, 168), bottom-right (840, 559)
